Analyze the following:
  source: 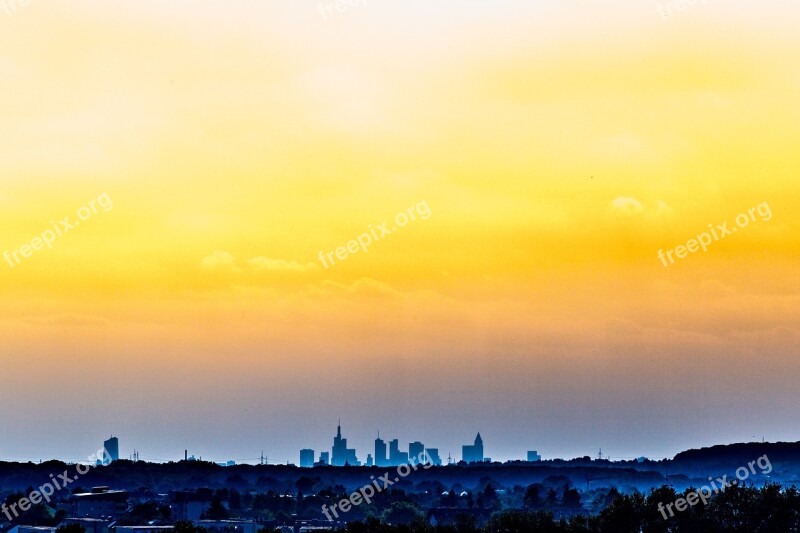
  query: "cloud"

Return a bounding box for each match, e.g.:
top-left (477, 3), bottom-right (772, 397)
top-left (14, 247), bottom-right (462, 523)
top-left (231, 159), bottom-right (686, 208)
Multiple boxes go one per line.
top-left (310, 278), bottom-right (406, 300)
top-left (200, 252), bottom-right (317, 281)
top-left (200, 251), bottom-right (241, 273)
top-left (611, 196), bottom-right (644, 213)
top-left (611, 197), bottom-right (671, 216)
top-left (654, 199), bottom-right (673, 214)
top-left (247, 257), bottom-right (317, 273)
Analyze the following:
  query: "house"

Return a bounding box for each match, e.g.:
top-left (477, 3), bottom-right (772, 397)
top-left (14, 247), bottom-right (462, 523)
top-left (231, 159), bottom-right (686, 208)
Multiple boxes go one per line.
top-left (73, 488), bottom-right (129, 518)
top-left (114, 527), bottom-right (174, 533)
top-left (7, 526), bottom-right (57, 533)
top-left (169, 492), bottom-right (226, 521)
top-left (61, 518), bottom-right (112, 533)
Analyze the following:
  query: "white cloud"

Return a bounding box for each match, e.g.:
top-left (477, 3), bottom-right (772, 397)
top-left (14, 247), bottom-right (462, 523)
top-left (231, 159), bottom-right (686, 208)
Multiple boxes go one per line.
top-left (612, 196), bottom-right (644, 213)
top-left (200, 251), bottom-right (241, 273)
top-left (611, 196), bottom-right (672, 216)
top-left (247, 257), bottom-right (317, 273)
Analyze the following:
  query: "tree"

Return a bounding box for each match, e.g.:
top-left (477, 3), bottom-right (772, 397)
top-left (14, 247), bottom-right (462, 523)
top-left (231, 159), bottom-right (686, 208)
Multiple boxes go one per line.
top-left (597, 492), bottom-right (644, 533)
top-left (544, 488), bottom-right (559, 508)
top-left (486, 510), bottom-right (561, 532)
top-left (124, 502), bottom-right (172, 524)
top-left (203, 496), bottom-right (229, 520)
top-left (295, 476), bottom-right (316, 495)
top-left (562, 487), bottom-right (582, 509)
top-left (440, 489), bottom-right (458, 507)
top-left (466, 492), bottom-right (474, 509)
top-left (482, 484), bottom-right (500, 511)
top-left (524, 484), bottom-right (542, 510)
top-left (4, 492), bottom-right (60, 526)
top-left (379, 502), bottom-right (423, 526)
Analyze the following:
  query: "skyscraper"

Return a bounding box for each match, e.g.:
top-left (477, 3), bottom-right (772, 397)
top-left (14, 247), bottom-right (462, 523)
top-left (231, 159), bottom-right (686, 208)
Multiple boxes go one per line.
top-left (388, 438), bottom-right (400, 465)
top-left (462, 433), bottom-right (484, 463)
top-left (103, 436), bottom-right (119, 465)
top-left (409, 441), bottom-right (425, 464)
top-left (331, 422), bottom-right (360, 466)
top-left (374, 436), bottom-right (387, 467)
top-left (300, 449), bottom-right (315, 468)
top-left (388, 438), bottom-right (408, 465)
top-left (425, 448), bottom-right (442, 466)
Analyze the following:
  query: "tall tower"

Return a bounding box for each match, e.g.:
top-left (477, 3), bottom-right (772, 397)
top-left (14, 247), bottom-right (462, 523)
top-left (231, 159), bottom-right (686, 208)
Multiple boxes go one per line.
top-left (331, 420), bottom-right (348, 466)
top-left (331, 421), bottom-right (360, 466)
top-left (300, 449), bottom-right (315, 468)
top-left (462, 433), bottom-right (484, 463)
top-left (409, 441), bottom-right (425, 464)
top-left (103, 436), bottom-right (119, 465)
top-left (389, 439), bottom-right (400, 466)
top-left (375, 434), bottom-right (387, 467)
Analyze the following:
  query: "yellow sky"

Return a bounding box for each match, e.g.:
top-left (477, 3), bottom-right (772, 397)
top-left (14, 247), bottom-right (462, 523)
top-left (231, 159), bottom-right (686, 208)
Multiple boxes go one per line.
top-left (0, 0), bottom-right (798, 462)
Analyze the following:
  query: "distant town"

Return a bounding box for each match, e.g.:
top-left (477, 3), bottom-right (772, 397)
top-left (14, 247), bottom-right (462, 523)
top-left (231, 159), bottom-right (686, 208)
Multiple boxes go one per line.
top-left (1, 435), bottom-right (798, 532)
top-left (297, 423), bottom-right (540, 468)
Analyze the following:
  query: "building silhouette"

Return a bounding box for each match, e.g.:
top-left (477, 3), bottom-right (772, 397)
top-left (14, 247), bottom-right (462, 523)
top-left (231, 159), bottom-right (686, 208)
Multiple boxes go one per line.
top-left (409, 441), bottom-right (425, 463)
top-left (74, 487), bottom-right (128, 518)
top-left (462, 433), bottom-right (484, 463)
top-left (300, 449), bottom-right (315, 468)
top-left (388, 438), bottom-right (408, 466)
top-left (318, 451), bottom-right (329, 466)
top-left (425, 448), bottom-right (442, 466)
top-left (389, 439), bottom-right (400, 465)
top-left (331, 422), bottom-right (359, 466)
top-left (374, 436), bottom-right (387, 467)
top-left (103, 436), bottom-right (119, 465)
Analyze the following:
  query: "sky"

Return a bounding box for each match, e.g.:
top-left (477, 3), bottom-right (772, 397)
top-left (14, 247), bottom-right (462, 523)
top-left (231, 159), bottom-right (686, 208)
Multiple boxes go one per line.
top-left (0, 0), bottom-right (798, 465)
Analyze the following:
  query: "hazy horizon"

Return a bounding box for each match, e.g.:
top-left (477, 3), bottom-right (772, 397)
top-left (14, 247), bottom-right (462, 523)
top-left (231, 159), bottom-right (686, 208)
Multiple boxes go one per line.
top-left (0, 424), bottom-right (789, 466)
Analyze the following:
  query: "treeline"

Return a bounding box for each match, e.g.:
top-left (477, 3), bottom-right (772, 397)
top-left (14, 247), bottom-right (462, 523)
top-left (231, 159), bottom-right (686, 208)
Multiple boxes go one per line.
top-left (336, 484), bottom-right (800, 532)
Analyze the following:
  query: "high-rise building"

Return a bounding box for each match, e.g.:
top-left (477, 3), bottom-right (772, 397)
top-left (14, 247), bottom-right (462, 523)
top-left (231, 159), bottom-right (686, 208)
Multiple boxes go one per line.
top-left (409, 441), bottom-right (425, 464)
top-left (331, 422), bottom-right (360, 466)
top-left (388, 439), bottom-right (402, 466)
top-left (527, 450), bottom-right (542, 462)
top-left (425, 448), bottom-right (442, 466)
top-left (366, 454), bottom-right (373, 467)
top-left (300, 449), bottom-right (315, 468)
top-left (374, 437), bottom-right (387, 467)
top-left (319, 452), bottom-right (329, 465)
top-left (103, 436), bottom-right (119, 465)
top-left (462, 433), bottom-right (484, 463)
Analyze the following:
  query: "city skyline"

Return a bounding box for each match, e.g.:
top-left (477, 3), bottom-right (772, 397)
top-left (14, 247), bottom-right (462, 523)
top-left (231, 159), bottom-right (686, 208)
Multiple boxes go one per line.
top-left (2, 0), bottom-right (799, 473)
top-left (0, 422), bottom-right (772, 467)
